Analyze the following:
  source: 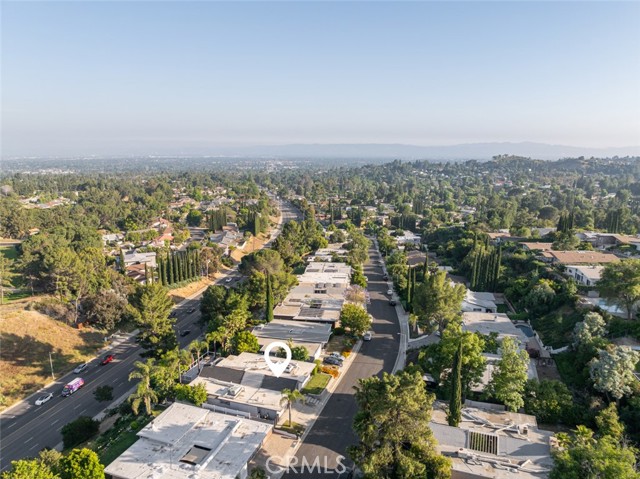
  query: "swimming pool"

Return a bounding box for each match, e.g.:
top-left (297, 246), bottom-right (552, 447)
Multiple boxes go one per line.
top-left (515, 324), bottom-right (535, 338)
top-left (597, 299), bottom-right (624, 314)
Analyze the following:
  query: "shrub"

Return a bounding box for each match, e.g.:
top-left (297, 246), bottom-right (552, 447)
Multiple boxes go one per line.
top-left (130, 420), bottom-right (139, 430)
top-left (320, 366), bottom-right (340, 378)
top-left (61, 416), bottom-right (100, 449)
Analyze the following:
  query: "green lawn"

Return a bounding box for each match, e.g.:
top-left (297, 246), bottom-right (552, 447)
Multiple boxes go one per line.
top-left (302, 373), bottom-right (331, 395)
top-left (496, 304), bottom-right (509, 314)
top-left (98, 429), bottom-right (140, 466)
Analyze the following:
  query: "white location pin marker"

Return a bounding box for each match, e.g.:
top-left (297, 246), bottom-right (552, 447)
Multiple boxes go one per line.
top-left (264, 341), bottom-right (292, 378)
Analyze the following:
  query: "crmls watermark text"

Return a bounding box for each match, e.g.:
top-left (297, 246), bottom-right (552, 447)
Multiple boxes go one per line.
top-left (265, 455), bottom-right (348, 475)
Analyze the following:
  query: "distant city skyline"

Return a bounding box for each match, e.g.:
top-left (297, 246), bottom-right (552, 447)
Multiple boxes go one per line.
top-left (2, 1), bottom-right (639, 157)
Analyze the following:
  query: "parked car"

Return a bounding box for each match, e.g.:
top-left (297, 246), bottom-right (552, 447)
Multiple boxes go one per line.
top-left (382, 274), bottom-right (389, 280)
top-left (323, 356), bottom-right (342, 366)
top-left (169, 311), bottom-right (177, 318)
top-left (35, 393), bottom-right (53, 406)
top-left (180, 330), bottom-right (191, 337)
top-left (329, 352), bottom-right (346, 362)
top-left (363, 331), bottom-right (373, 341)
top-left (387, 289), bottom-right (393, 296)
top-left (225, 277), bottom-right (232, 283)
top-left (73, 363), bottom-right (88, 374)
top-left (100, 354), bottom-right (115, 365)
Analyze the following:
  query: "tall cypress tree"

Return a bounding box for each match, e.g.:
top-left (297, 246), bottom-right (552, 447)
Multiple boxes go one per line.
top-left (447, 340), bottom-right (463, 427)
top-left (265, 273), bottom-right (274, 322)
top-left (157, 258), bottom-right (164, 286)
top-left (406, 267), bottom-right (413, 311)
top-left (174, 252), bottom-right (181, 283)
top-left (162, 256), bottom-right (168, 285)
top-left (119, 250), bottom-right (126, 274)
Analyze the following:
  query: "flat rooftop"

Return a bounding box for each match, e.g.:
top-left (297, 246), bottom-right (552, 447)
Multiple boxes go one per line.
top-left (431, 402), bottom-right (553, 479)
top-left (104, 402), bottom-right (271, 479)
top-left (253, 320), bottom-right (331, 344)
top-left (542, 250), bottom-right (619, 264)
top-left (215, 352), bottom-right (315, 381)
top-left (191, 376), bottom-right (284, 411)
top-left (462, 312), bottom-right (528, 343)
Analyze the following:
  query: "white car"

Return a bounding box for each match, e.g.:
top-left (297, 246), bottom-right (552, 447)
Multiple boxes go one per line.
top-left (73, 363), bottom-right (88, 374)
top-left (225, 277), bottom-right (232, 283)
top-left (387, 289), bottom-right (393, 296)
top-left (363, 331), bottom-right (373, 341)
top-left (35, 393), bottom-right (53, 406)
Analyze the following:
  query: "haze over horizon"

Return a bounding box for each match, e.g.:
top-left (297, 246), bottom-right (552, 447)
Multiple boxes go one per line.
top-left (2, 1), bottom-right (640, 158)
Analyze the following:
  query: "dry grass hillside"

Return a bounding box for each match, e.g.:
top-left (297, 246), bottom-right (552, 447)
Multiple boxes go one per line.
top-left (0, 303), bottom-right (104, 410)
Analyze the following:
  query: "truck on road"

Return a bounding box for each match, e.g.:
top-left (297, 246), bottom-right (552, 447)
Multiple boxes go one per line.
top-left (61, 377), bottom-right (85, 397)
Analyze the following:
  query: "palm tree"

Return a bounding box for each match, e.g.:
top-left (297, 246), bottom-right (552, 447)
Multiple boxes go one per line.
top-left (128, 359), bottom-right (158, 415)
top-left (206, 327), bottom-right (230, 356)
top-left (280, 388), bottom-right (305, 429)
top-left (129, 381), bottom-right (159, 415)
top-left (188, 339), bottom-right (209, 370)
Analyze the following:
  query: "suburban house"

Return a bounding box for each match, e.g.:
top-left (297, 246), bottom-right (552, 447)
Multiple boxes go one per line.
top-left (519, 242), bottom-right (553, 252)
top-left (192, 352), bottom-right (316, 420)
top-left (104, 402), bottom-right (272, 479)
top-left (462, 291), bottom-right (498, 314)
top-left (395, 230), bottom-right (421, 247)
top-left (564, 264), bottom-right (604, 287)
top-left (430, 402), bottom-right (554, 479)
top-left (122, 251), bottom-right (157, 268)
top-left (252, 320), bottom-right (332, 360)
top-left (462, 312), bottom-right (528, 345)
top-left (540, 250), bottom-right (619, 265)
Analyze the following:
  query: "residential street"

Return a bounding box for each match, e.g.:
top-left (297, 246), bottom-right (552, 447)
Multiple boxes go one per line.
top-left (281, 245), bottom-right (401, 478)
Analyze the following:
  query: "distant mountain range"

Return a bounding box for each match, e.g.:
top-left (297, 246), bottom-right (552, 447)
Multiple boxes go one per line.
top-left (219, 142), bottom-right (640, 161)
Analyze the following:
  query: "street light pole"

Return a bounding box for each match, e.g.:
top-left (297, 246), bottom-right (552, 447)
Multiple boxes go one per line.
top-left (49, 351), bottom-right (55, 380)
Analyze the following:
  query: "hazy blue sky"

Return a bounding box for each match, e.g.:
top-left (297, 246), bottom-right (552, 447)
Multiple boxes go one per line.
top-left (2, 1), bottom-right (639, 157)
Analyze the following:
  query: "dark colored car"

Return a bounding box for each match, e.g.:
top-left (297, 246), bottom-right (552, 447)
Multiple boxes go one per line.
top-left (323, 356), bottom-right (342, 366)
top-left (383, 274), bottom-right (389, 280)
top-left (180, 330), bottom-right (191, 337)
top-left (187, 307), bottom-right (196, 314)
top-left (100, 354), bottom-right (115, 365)
top-left (389, 299), bottom-right (397, 306)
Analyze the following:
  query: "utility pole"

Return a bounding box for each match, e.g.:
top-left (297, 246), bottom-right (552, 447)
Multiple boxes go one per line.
top-left (49, 351), bottom-right (55, 380)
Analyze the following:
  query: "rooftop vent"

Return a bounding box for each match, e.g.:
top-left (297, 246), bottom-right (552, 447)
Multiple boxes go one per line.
top-left (468, 431), bottom-right (498, 455)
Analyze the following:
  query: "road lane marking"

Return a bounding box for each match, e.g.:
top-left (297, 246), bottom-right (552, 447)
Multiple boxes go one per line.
top-left (51, 419), bottom-right (59, 426)
top-left (29, 444), bottom-right (39, 451)
top-left (24, 436), bottom-right (33, 443)
top-left (78, 409), bottom-right (86, 415)
top-left (7, 422), bottom-right (17, 428)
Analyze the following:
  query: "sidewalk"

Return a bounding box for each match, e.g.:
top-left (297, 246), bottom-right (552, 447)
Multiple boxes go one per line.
top-left (250, 341), bottom-right (362, 477)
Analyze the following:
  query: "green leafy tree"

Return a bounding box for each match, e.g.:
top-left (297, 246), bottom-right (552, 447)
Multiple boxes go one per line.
top-left (1, 460), bottom-right (59, 479)
top-left (598, 259), bottom-right (640, 320)
top-left (230, 331), bottom-right (260, 354)
top-left (0, 255), bottom-right (15, 304)
top-left (83, 290), bottom-right (128, 330)
top-left (523, 379), bottom-right (575, 425)
top-left (447, 340), bottom-right (462, 427)
top-left (349, 371), bottom-right (451, 479)
top-left (291, 345), bottom-right (309, 361)
top-left (173, 383), bottom-right (208, 406)
top-left (131, 283), bottom-right (176, 357)
top-left (419, 322), bottom-right (486, 400)
top-left (61, 416), bottom-right (100, 449)
top-left (589, 345), bottom-right (640, 402)
top-left (93, 385), bottom-right (113, 402)
top-left (551, 407), bottom-right (639, 479)
top-left (413, 270), bottom-right (465, 333)
top-left (59, 448), bottom-right (104, 479)
top-left (280, 388), bottom-right (305, 428)
top-left (485, 336), bottom-right (529, 412)
top-left (573, 312), bottom-right (607, 348)
top-left (339, 303), bottom-right (372, 336)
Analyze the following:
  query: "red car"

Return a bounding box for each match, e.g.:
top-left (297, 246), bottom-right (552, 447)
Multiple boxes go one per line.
top-left (100, 354), bottom-right (115, 365)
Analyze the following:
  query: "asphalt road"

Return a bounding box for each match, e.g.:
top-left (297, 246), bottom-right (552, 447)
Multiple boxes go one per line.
top-left (0, 299), bottom-right (206, 471)
top-left (281, 244), bottom-right (401, 479)
top-left (0, 198), bottom-right (302, 471)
